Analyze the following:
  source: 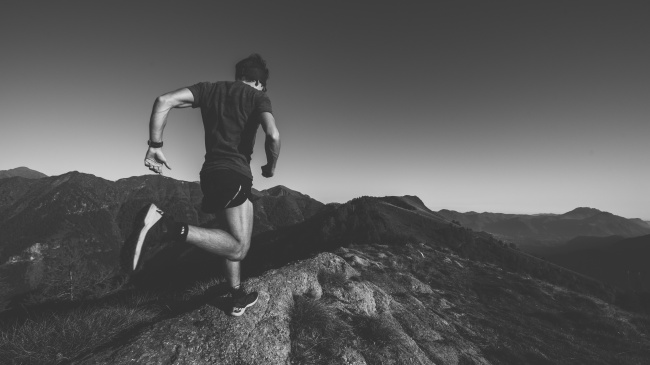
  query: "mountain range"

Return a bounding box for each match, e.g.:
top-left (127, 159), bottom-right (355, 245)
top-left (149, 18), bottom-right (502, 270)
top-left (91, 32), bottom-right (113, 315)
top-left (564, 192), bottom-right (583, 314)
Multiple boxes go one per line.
top-left (1, 168), bottom-right (650, 364)
top-left (437, 207), bottom-right (650, 253)
top-left (2, 169), bottom-right (649, 298)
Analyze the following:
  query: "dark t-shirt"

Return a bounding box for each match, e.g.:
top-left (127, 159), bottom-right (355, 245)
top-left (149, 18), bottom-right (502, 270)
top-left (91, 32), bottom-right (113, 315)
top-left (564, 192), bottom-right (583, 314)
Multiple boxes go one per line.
top-left (187, 81), bottom-right (273, 180)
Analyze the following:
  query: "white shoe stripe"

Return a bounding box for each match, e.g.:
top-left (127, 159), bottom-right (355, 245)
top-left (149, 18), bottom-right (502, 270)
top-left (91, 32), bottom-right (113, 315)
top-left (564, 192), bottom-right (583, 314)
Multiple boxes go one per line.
top-left (133, 204), bottom-right (163, 270)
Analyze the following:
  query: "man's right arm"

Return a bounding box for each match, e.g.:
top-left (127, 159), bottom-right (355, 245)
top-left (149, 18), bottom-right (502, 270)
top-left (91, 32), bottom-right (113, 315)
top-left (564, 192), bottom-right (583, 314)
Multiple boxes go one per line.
top-left (149, 88), bottom-right (195, 143)
top-left (144, 88), bottom-right (195, 174)
top-left (260, 112), bottom-right (280, 178)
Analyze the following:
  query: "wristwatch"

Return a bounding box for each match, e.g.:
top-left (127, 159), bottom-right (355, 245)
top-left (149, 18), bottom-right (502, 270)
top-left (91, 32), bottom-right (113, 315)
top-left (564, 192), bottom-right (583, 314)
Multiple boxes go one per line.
top-left (148, 140), bottom-right (163, 148)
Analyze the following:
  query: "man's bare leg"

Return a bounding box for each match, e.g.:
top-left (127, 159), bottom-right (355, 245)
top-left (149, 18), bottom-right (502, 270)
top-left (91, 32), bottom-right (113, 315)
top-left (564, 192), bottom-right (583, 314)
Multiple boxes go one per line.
top-left (185, 199), bottom-right (253, 288)
top-left (224, 258), bottom-right (242, 290)
top-left (222, 199), bottom-right (253, 288)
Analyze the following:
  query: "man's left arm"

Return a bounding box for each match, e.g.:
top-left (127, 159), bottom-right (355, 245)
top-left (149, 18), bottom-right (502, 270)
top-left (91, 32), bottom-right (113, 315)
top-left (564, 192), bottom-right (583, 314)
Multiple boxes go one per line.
top-left (260, 112), bottom-right (280, 178)
top-left (145, 88), bottom-right (195, 174)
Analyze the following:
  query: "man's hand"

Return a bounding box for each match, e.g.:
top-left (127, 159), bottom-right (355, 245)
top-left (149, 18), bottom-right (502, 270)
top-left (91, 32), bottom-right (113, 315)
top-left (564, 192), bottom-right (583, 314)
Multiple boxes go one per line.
top-left (144, 147), bottom-right (171, 174)
top-left (261, 164), bottom-right (274, 178)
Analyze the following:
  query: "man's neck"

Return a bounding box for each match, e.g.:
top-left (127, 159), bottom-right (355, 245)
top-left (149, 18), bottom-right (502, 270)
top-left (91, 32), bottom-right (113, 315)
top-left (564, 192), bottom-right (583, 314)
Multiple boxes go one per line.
top-left (240, 80), bottom-right (263, 91)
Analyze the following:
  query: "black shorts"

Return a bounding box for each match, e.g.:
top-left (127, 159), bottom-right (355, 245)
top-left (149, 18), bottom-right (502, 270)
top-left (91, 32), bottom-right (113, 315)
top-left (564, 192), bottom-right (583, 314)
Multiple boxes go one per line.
top-left (200, 169), bottom-right (253, 213)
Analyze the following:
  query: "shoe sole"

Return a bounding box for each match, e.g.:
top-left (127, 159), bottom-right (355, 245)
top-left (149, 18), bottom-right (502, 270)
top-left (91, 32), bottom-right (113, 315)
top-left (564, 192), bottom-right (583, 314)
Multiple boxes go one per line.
top-left (230, 295), bottom-right (259, 317)
top-left (132, 204), bottom-right (163, 270)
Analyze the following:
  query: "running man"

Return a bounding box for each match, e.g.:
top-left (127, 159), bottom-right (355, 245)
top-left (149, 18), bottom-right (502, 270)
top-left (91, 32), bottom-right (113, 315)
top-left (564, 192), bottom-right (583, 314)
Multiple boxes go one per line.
top-left (133, 54), bottom-right (280, 316)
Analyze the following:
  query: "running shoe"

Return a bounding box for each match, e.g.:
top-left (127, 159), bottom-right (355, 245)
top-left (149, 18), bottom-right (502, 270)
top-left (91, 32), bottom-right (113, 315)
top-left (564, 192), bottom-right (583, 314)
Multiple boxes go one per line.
top-left (132, 203), bottom-right (180, 270)
top-left (230, 287), bottom-right (259, 317)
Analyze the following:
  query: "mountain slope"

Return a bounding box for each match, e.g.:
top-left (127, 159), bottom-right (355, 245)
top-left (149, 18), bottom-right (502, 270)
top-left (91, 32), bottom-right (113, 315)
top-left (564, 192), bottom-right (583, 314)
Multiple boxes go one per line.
top-left (251, 185), bottom-right (324, 234)
top-left (547, 234), bottom-right (650, 290)
top-left (544, 235), bottom-right (625, 255)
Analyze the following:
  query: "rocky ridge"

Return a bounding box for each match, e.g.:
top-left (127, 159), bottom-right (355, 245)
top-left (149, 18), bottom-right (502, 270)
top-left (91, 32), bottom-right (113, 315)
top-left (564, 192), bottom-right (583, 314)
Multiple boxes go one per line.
top-left (74, 244), bottom-right (650, 365)
top-left (75, 252), bottom-right (490, 365)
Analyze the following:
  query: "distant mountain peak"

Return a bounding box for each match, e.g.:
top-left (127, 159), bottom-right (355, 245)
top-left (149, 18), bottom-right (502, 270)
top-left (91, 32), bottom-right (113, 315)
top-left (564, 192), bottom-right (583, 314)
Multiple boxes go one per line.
top-left (561, 207), bottom-right (603, 219)
top-left (264, 185), bottom-right (303, 197)
top-left (378, 195), bottom-right (431, 213)
top-left (0, 167), bottom-right (47, 180)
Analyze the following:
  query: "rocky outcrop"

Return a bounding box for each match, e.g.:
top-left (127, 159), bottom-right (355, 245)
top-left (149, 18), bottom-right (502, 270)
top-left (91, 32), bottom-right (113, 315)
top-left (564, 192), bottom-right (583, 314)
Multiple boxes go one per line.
top-left (73, 252), bottom-right (491, 365)
top-left (74, 253), bottom-right (349, 364)
top-left (71, 237), bottom-right (650, 365)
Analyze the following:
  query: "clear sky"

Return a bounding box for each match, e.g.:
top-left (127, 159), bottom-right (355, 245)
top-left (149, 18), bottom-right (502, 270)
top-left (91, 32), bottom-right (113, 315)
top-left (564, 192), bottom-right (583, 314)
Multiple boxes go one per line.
top-left (1, 1), bottom-right (648, 219)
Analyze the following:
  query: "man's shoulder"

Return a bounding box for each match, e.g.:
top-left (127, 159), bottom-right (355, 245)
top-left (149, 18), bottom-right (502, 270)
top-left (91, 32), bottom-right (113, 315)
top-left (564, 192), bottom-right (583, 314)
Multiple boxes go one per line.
top-left (192, 80), bottom-right (233, 89)
top-left (210, 81), bottom-right (234, 88)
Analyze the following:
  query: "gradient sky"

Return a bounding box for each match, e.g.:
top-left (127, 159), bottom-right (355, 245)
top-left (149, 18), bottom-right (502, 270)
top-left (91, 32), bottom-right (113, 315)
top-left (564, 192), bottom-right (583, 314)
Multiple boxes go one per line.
top-left (1, 1), bottom-right (648, 219)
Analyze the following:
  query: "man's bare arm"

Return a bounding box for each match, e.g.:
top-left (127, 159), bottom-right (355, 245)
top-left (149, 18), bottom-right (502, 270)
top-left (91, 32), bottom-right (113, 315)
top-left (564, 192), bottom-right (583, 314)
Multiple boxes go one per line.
top-left (260, 112), bottom-right (280, 177)
top-left (144, 88), bottom-right (194, 174)
top-left (149, 88), bottom-right (194, 143)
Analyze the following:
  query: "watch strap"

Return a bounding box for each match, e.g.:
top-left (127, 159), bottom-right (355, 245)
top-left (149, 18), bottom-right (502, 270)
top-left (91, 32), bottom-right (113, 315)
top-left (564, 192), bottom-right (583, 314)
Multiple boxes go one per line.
top-left (148, 140), bottom-right (163, 148)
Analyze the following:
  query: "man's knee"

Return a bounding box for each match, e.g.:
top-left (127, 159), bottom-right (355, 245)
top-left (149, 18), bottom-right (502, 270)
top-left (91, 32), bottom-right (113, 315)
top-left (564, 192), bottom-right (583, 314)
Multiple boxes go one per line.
top-left (231, 240), bottom-right (251, 261)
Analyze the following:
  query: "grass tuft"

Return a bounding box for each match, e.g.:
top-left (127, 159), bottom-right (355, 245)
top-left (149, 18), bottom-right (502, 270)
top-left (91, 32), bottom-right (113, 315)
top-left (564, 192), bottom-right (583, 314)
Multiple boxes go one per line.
top-left (352, 314), bottom-right (403, 364)
top-left (0, 296), bottom-right (159, 364)
top-left (318, 270), bottom-right (348, 290)
top-left (185, 277), bottom-right (224, 298)
top-left (289, 295), bottom-right (354, 365)
top-left (353, 314), bottom-right (397, 348)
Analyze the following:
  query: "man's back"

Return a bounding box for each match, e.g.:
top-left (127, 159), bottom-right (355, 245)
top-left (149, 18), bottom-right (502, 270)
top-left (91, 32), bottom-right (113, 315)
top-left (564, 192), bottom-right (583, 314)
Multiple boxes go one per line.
top-left (140, 53), bottom-right (280, 316)
top-left (187, 81), bottom-right (273, 179)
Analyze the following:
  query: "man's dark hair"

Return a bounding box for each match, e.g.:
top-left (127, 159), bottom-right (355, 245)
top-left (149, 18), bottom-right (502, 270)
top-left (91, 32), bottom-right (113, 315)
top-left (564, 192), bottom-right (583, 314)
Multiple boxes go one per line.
top-left (235, 54), bottom-right (269, 91)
